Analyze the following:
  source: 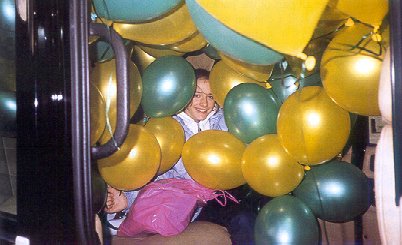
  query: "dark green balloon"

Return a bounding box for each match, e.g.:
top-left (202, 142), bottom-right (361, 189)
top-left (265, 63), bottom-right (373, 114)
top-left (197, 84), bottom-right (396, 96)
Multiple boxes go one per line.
top-left (293, 160), bottom-right (370, 222)
top-left (89, 39), bottom-right (132, 63)
top-left (141, 56), bottom-right (196, 117)
top-left (224, 83), bottom-right (280, 144)
top-left (269, 62), bottom-right (299, 104)
top-left (255, 195), bottom-right (319, 245)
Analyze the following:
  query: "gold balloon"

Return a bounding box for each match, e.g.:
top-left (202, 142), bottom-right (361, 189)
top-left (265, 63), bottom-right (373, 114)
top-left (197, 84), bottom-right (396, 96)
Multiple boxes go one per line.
top-left (321, 23), bottom-right (387, 116)
top-left (138, 44), bottom-right (184, 58)
top-left (113, 4), bottom-right (198, 45)
top-left (277, 86), bottom-right (351, 165)
top-left (242, 134), bottom-right (304, 197)
top-left (91, 59), bottom-right (142, 144)
top-left (90, 82), bottom-right (106, 146)
top-left (169, 31), bottom-right (207, 53)
top-left (219, 52), bottom-right (274, 82)
top-left (144, 117), bottom-right (185, 174)
top-left (131, 45), bottom-right (156, 74)
top-left (329, 0), bottom-right (388, 27)
top-left (98, 125), bottom-right (161, 191)
top-left (209, 61), bottom-right (264, 106)
top-left (182, 130), bottom-right (246, 190)
top-left (196, 0), bottom-right (328, 56)
top-left (312, 5), bottom-right (349, 39)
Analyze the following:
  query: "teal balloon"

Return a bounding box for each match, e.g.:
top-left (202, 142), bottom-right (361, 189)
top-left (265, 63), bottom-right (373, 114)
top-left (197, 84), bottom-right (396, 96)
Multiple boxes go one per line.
top-left (224, 83), bottom-right (280, 144)
top-left (299, 73), bottom-right (322, 88)
top-left (92, 0), bottom-right (182, 22)
top-left (89, 39), bottom-right (133, 63)
top-left (269, 62), bottom-right (299, 104)
top-left (293, 160), bottom-right (370, 222)
top-left (141, 56), bottom-right (196, 117)
top-left (186, 0), bottom-right (283, 65)
top-left (255, 195), bottom-right (319, 245)
top-left (203, 44), bottom-right (221, 60)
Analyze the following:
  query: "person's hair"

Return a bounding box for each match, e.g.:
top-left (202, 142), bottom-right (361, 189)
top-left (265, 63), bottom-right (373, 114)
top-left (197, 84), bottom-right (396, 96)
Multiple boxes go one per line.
top-left (194, 68), bottom-right (210, 80)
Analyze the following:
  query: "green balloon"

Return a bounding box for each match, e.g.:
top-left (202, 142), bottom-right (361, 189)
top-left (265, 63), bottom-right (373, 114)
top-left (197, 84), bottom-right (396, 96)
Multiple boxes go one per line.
top-left (141, 56), bottom-right (196, 117)
top-left (269, 63), bottom-right (299, 104)
top-left (293, 160), bottom-right (370, 222)
top-left (255, 195), bottom-right (319, 245)
top-left (224, 83), bottom-right (280, 144)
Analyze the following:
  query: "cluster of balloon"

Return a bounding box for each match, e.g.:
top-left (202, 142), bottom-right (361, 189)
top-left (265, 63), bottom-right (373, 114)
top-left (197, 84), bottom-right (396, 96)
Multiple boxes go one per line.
top-left (242, 134), bottom-right (304, 197)
top-left (320, 21), bottom-right (388, 116)
top-left (98, 124), bottom-right (161, 191)
top-left (255, 195), bottom-right (320, 245)
top-left (293, 160), bottom-right (370, 222)
top-left (182, 130), bottom-right (246, 190)
top-left (209, 61), bottom-right (263, 107)
top-left (144, 117), bottom-right (185, 175)
top-left (141, 56), bottom-right (196, 117)
top-left (224, 83), bottom-right (281, 144)
top-left (277, 86), bottom-right (351, 165)
top-left (186, 0), bottom-right (283, 66)
top-left (91, 59), bottom-right (143, 145)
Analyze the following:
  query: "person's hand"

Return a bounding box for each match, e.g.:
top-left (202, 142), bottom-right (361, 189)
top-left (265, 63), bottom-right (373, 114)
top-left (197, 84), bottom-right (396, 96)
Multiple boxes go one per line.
top-left (104, 186), bottom-right (128, 213)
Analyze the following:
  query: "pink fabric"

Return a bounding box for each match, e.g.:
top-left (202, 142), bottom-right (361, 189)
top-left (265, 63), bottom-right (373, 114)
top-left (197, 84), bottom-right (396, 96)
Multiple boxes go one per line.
top-left (117, 179), bottom-right (236, 237)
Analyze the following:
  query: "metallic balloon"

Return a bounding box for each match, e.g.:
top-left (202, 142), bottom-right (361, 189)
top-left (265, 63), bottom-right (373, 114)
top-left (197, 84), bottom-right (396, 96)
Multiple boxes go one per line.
top-left (144, 117), bottom-right (185, 174)
top-left (321, 23), bottom-right (387, 116)
top-left (209, 61), bottom-right (263, 107)
top-left (186, 0), bottom-right (283, 65)
top-left (141, 56), bottom-right (196, 117)
top-left (219, 52), bottom-right (274, 82)
top-left (89, 82), bottom-right (106, 146)
top-left (113, 3), bottom-right (197, 45)
top-left (268, 62), bottom-right (299, 104)
top-left (224, 83), bottom-right (281, 144)
top-left (98, 125), bottom-right (161, 191)
top-left (182, 130), bottom-right (246, 190)
top-left (293, 160), bottom-right (370, 222)
top-left (194, 0), bottom-right (328, 56)
top-left (91, 59), bottom-right (143, 144)
top-left (242, 134), bottom-right (304, 197)
top-left (255, 195), bottom-right (320, 245)
top-left (92, 0), bottom-right (182, 23)
top-left (277, 86), bottom-right (351, 165)
top-left (131, 45), bottom-right (157, 74)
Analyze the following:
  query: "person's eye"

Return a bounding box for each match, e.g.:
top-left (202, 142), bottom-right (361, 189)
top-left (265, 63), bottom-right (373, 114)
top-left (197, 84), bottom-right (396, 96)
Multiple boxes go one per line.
top-left (208, 95), bottom-right (214, 100)
top-left (194, 94), bottom-right (201, 98)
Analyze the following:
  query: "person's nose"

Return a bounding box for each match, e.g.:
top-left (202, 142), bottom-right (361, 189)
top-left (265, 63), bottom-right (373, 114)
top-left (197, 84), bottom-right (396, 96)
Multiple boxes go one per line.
top-left (199, 95), bottom-right (208, 107)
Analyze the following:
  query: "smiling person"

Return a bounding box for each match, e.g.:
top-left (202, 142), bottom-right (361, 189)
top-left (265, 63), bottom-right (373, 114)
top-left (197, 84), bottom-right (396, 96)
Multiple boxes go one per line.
top-left (103, 68), bottom-right (259, 244)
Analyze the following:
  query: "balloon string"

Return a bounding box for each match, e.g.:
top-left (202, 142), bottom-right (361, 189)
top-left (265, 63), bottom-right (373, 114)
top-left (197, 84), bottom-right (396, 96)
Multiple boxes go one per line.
top-left (311, 170), bottom-right (330, 245)
top-left (213, 190), bottom-right (239, 207)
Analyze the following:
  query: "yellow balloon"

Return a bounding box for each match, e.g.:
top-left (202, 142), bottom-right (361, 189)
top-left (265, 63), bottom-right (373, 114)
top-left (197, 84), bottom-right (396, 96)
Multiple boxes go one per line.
top-left (209, 61), bottom-right (264, 106)
top-left (138, 44), bottom-right (184, 58)
top-left (196, 0), bottom-right (328, 56)
top-left (98, 125), bottom-right (161, 191)
top-left (113, 4), bottom-right (198, 45)
top-left (321, 23), bottom-right (387, 116)
top-left (329, 0), bottom-right (388, 27)
top-left (91, 59), bottom-right (143, 144)
top-left (312, 5), bottom-right (349, 39)
top-left (219, 52), bottom-right (274, 82)
top-left (169, 31), bottom-right (207, 53)
top-left (182, 130), bottom-right (246, 190)
top-left (242, 134), bottom-right (304, 197)
top-left (144, 117), bottom-right (185, 174)
top-left (89, 82), bottom-right (106, 146)
top-left (277, 86), bottom-right (350, 165)
top-left (131, 45), bottom-right (156, 74)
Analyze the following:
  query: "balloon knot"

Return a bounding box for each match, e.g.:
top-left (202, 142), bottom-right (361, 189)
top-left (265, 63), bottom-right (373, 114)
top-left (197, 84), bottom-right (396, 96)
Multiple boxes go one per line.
top-left (304, 165), bottom-right (311, 171)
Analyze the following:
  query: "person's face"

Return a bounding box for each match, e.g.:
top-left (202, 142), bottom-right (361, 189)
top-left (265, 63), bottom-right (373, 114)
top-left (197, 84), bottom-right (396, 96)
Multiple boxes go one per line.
top-left (184, 78), bottom-right (215, 121)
